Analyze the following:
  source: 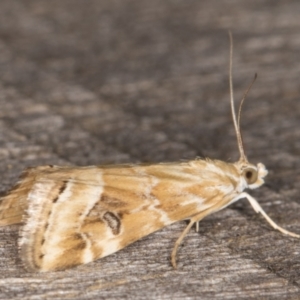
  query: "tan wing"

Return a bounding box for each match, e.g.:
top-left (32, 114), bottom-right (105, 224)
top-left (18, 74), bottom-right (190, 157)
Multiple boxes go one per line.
top-left (0, 160), bottom-right (240, 271)
top-left (0, 167), bottom-right (44, 226)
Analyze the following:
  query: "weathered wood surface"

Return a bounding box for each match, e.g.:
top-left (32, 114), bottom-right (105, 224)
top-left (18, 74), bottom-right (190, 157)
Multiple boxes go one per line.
top-left (0, 0), bottom-right (300, 299)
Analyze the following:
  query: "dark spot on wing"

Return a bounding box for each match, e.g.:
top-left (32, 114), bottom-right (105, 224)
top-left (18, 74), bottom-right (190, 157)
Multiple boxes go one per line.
top-left (52, 181), bottom-right (68, 203)
top-left (102, 211), bottom-right (121, 235)
top-left (101, 194), bottom-right (126, 208)
top-left (74, 240), bottom-right (87, 251)
top-left (72, 233), bottom-right (83, 241)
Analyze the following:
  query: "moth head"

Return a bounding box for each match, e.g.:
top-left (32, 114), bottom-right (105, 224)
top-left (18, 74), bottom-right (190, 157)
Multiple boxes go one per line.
top-left (239, 162), bottom-right (268, 189)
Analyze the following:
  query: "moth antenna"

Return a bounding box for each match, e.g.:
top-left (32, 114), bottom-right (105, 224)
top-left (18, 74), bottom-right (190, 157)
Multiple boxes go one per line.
top-left (237, 73), bottom-right (257, 130)
top-left (228, 31), bottom-right (247, 162)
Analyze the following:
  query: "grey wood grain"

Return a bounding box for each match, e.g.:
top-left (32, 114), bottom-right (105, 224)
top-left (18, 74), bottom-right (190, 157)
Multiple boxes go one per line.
top-left (0, 0), bottom-right (300, 299)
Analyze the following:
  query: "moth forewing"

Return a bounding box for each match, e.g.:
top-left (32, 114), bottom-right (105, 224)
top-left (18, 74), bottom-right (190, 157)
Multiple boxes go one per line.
top-left (17, 160), bottom-right (245, 271)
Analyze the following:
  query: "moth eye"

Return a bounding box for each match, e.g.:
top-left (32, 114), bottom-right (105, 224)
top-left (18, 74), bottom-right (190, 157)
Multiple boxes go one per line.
top-left (243, 168), bottom-right (258, 185)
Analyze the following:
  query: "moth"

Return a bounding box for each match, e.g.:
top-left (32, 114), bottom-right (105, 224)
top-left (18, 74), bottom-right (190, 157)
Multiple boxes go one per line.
top-left (0, 33), bottom-right (299, 272)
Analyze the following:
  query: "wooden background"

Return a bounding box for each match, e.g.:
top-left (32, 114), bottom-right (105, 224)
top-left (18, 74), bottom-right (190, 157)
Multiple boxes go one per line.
top-left (0, 0), bottom-right (300, 299)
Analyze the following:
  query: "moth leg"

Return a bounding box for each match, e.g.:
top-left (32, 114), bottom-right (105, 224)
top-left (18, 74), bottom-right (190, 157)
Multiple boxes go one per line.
top-left (171, 215), bottom-right (204, 268)
top-left (241, 192), bottom-right (300, 238)
top-left (195, 221), bottom-right (200, 233)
